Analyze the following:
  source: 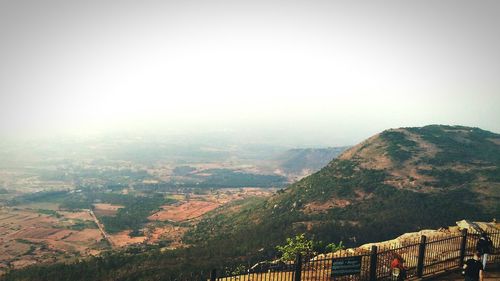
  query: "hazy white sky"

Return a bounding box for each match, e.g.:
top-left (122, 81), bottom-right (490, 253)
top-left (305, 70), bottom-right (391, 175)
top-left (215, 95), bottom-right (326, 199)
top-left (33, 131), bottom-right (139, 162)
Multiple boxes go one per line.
top-left (1, 0), bottom-right (499, 145)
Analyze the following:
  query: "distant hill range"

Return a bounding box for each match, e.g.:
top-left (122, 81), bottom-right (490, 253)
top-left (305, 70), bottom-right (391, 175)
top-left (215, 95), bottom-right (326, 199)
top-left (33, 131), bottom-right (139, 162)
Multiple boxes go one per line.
top-left (2, 125), bottom-right (499, 281)
top-left (274, 147), bottom-right (349, 179)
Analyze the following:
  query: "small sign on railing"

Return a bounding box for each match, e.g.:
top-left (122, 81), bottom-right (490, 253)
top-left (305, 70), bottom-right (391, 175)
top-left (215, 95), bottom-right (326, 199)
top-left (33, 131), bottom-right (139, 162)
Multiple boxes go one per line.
top-left (331, 256), bottom-right (362, 277)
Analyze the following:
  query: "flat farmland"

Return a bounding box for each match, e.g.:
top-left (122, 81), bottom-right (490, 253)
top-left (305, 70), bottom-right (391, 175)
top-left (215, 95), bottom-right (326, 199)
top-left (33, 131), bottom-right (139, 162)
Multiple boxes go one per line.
top-left (93, 203), bottom-right (124, 217)
top-left (0, 187), bottom-right (275, 274)
top-left (0, 207), bottom-right (105, 275)
top-left (109, 230), bottom-right (147, 247)
top-left (149, 200), bottom-right (221, 222)
top-left (150, 188), bottom-right (275, 223)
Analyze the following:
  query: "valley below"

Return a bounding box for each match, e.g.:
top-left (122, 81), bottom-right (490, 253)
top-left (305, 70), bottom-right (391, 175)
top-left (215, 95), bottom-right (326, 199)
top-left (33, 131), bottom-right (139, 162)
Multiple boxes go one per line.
top-left (0, 138), bottom-right (336, 274)
top-left (0, 125), bottom-right (498, 281)
top-left (0, 187), bottom-right (276, 274)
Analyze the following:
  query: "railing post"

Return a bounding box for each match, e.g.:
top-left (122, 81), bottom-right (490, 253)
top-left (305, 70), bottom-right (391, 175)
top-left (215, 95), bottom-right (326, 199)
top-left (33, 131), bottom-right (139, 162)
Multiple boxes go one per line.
top-left (294, 253), bottom-right (302, 281)
top-left (369, 245), bottom-right (378, 281)
top-left (416, 235), bottom-right (427, 278)
top-left (459, 229), bottom-right (468, 267)
top-left (210, 269), bottom-right (217, 281)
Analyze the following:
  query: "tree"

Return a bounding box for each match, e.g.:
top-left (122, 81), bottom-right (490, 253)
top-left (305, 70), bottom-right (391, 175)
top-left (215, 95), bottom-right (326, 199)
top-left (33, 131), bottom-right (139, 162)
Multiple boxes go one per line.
top-left (325, 241), bottom-right (344, 253)
top-left (276, 233), bottom-right (315, 261)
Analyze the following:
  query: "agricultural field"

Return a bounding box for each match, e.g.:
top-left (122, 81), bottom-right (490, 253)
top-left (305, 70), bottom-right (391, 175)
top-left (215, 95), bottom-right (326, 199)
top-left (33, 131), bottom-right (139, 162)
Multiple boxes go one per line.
top-left (0, 206), bottom-right (105, 274)
top-left (0, 143), bottom-right (287, 275)
top-left (0, 134), bottom-right (345, 279)
top-left (92, 203), bottom-right (124, 217)
top-left (149, 200), bottom-right (220, 222)
top-left (0, 187), bottom-right (275, 274)
top-left (150, 188), bottom-right (275, 222)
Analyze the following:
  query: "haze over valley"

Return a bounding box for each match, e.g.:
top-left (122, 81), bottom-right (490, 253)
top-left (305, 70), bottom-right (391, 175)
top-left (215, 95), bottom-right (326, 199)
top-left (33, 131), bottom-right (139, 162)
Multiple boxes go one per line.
top-left (1, 0), bottom-right (499, 280)
top-left (0, 133), bottom-right (350, 272)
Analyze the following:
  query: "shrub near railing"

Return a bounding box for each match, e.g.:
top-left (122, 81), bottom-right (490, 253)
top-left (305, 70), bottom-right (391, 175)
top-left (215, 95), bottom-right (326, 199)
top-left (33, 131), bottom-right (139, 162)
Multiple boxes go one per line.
top-left (172, 229), bottom-right (499, 281)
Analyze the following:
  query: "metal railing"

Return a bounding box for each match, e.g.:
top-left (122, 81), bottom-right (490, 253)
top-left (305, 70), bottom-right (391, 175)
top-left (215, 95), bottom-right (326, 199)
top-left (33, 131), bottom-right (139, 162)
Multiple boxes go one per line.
top-left (169, 229), bottom-right (500, 281)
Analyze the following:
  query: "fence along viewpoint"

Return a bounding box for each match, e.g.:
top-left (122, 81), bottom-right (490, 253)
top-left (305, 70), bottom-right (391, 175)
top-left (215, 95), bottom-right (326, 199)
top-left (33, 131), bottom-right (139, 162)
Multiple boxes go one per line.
top-left (193, 220), bottom-right (499, 281)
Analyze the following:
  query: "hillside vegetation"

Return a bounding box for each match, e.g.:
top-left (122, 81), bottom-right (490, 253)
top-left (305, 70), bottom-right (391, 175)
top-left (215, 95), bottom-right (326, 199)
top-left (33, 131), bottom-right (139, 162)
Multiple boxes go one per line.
top-left (2, 125), bottom-right (499, 281)
top-left (274, 147), bottom-right (349, 177)
top-left (188, 125), bottom-right (499, 244)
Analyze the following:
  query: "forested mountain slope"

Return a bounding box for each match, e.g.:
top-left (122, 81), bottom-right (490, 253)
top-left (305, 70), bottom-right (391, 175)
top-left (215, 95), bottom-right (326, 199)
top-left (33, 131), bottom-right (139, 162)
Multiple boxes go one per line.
top-left (187, 125), bottom-right (499, 256)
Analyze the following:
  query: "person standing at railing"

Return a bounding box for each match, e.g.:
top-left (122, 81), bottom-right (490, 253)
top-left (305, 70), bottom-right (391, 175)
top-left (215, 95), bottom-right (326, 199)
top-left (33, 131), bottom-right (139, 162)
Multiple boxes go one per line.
top-left (390, 255), bottom-right (407, 281)
top-left (462, 252), bottom-right (483, 281)
top-left (476, 232), bottom-right (493, 270)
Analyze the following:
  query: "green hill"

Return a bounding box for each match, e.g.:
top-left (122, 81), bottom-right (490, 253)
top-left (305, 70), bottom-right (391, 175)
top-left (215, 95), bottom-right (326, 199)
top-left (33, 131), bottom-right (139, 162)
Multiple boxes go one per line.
top-left (186, 125), bottom-right (499, 250)
top-left (2, 125), bottom-right (499, 281)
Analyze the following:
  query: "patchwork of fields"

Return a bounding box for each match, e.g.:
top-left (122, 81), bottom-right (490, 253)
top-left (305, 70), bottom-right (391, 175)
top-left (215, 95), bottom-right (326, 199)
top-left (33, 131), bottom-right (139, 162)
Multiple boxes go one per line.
top-left (0, 205), bottom-right (104, 273)
top-left (0, 188), bottom-right (274, 274)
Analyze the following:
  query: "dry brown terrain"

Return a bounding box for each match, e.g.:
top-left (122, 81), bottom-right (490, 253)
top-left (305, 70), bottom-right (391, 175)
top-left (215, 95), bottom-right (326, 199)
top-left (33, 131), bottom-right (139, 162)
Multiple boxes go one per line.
top-left (63, 228), bottom-right (103, 245)
top-left (109, 231), bottom-right (147, 247)
top-left (147, 225), bottom-right (189, 248)
top-left (149, 200), bottom-right (221, 222)
top-left (150, 188), bottom-right (274, 222)
top-left (0, 188), bottom-right (275, 274)
top-left (59, 210), bottom-right (94, 221)
top-left (92, 203), bottom-right (124, 217)
top-left (338, 129), bottom-right (441, 191)
top-left (0, 207), bottom-right (104, 274)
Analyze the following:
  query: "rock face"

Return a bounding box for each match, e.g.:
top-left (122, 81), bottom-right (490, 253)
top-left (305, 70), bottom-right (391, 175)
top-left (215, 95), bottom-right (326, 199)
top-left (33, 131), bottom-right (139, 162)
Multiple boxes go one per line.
top-left (360, 220), bottom-right (499, 250)
top-left (456, 219), bottom-right (500, 233)
top-left (319, 220), bottom-right (499, 259)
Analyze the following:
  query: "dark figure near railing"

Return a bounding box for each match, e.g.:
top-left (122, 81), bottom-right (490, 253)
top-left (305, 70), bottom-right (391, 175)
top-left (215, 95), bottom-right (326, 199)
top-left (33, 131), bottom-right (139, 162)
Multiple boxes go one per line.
top-left (476, 232), bottom-right (493, 270)
top-left (462, 252), bottom-right (484, 281)
top-left (390, 255), bottom-right (407, 281)
top-left (168, 228), bottom-right (498, 281)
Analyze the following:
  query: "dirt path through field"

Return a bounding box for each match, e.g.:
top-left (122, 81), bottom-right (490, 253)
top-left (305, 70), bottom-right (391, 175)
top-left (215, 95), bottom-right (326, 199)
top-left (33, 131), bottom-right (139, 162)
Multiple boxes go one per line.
top-left (88, 209), bottom-right (114, 247)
